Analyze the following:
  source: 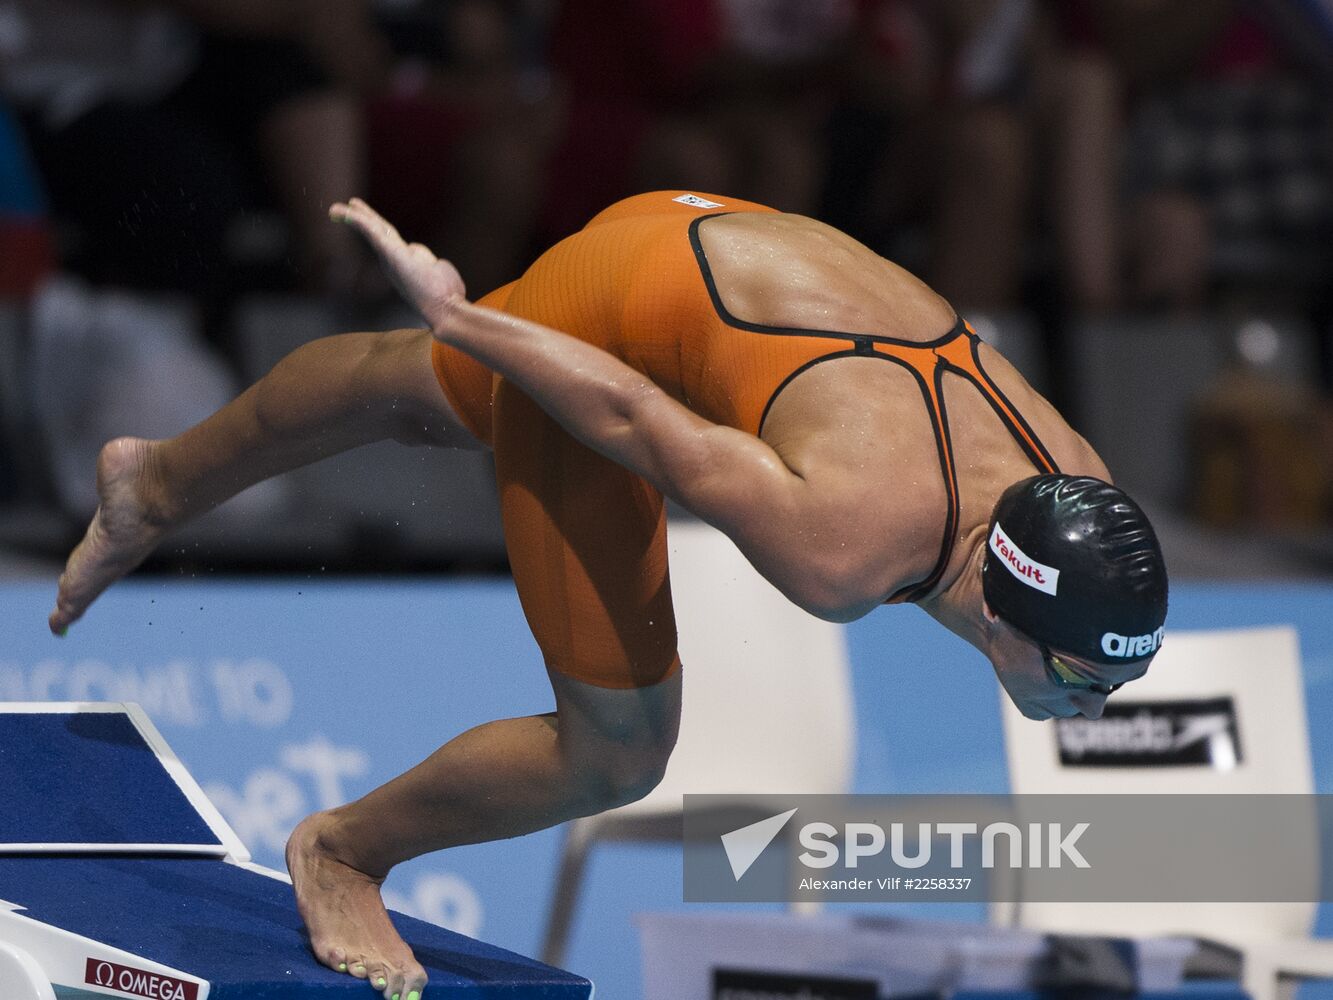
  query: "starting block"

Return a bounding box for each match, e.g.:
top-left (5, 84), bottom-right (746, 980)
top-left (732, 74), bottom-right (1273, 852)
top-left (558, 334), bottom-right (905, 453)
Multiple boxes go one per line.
top-left (0, 702), bottom-right (594, 999)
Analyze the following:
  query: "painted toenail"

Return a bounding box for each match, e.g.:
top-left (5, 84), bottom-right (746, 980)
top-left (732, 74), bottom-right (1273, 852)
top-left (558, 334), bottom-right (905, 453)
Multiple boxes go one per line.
top-left (408, 993), bottom-right (420, 1000)
top-left (377, 978), bottom-right (386, 988)
top-left (393, 994), bottom-right (400, 1000)
top-left (338, 963), bottom-right (347, 972)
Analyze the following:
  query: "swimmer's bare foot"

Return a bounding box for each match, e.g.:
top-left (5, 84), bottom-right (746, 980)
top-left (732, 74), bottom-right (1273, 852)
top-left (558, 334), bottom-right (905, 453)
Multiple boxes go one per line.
top-left (49, 437), bottom-right (174, 634)
top-left (287, 812), bottom-right (427, 1000)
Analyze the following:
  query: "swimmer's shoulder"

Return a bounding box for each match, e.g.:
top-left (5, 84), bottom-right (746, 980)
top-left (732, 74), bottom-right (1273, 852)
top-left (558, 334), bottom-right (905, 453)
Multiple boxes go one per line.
top-left (970, 341), bottom-right (1113, 481)
top-left (698, 214), bottom-right (955, 342)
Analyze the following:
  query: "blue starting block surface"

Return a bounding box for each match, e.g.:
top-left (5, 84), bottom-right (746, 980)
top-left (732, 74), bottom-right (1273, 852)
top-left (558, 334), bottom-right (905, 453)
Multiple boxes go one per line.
top-left (0, 704), bottom-right (593, 999)
top-left (0, 855), bottom-right (591, 999)
top-left (0, 706), bottom-right (226, 853)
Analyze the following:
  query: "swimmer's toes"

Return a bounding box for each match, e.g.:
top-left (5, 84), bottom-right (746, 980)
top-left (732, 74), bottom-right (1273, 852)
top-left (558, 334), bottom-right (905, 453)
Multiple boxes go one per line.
top-left (316, 943), bottom-right (348, 973)
top-left (49, 599), bottom-right (76, 634)
top-left (402, 964), bottom-right (428, 1000)
top-left (378, 960), bottom-right (422, 1000)
top-left (51, 576), bottom-right (92, 633)
top-left (366, 967), bottom-right (393, 997)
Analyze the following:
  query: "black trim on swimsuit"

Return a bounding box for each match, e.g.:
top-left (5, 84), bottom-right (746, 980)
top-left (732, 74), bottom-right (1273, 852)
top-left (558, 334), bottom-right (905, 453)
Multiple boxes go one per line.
top-left (688, 211), bottom-right (1059, 603)
top-left (890, 358), bottom-right (962, 604)
top-left (758, 348), bottom-right (864, 433)
top-left (689, 215), bottom-right (967, 349)
top-left (937, 336), bottom-right (1061, 474)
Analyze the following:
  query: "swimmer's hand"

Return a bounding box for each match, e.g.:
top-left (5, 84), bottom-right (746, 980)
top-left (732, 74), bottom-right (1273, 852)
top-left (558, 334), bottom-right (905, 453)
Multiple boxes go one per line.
top-left (330, 199), bottom-right (465, 334)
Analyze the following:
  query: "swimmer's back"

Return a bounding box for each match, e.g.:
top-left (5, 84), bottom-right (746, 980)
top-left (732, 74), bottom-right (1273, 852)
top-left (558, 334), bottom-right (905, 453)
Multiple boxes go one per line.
top-left (485, 192), bottom-right (788, 428)
top-left (435, 190), bottom-right (960, 439)
top-left (580, 190), bottom-right (778, 229)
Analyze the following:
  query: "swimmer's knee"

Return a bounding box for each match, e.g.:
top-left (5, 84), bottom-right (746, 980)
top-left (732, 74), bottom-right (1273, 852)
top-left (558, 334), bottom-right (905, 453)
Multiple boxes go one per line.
top-left (550, 666), bottom-right (681, 812)
top-left (573, 738), bottom-right (675, 812)
top-left (614, 737), bottom-right (675, 803)
top-left (560, 710), bottom-right (678, 812)
top-left (368, 328), bottom-right (485, 450)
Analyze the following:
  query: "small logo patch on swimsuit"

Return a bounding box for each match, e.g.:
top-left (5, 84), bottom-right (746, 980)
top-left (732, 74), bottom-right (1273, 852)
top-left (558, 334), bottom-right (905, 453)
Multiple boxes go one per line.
top-left (673, 193), bottom-right (725, 209)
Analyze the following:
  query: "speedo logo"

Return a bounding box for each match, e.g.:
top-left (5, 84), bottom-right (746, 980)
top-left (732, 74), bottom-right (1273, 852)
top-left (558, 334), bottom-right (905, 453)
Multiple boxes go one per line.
top-left (1101, 627), bottom-right (1164, 658)
top-left (989, 523), bottom-right (1059, 596)
top-left (1056, 697), bottom-right (1242, 768)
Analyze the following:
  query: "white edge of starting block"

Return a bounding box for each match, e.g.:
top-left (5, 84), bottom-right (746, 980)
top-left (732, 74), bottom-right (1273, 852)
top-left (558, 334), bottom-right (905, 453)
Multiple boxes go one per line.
top-left (0, 843), bottom-right (233, 855)
top-left (0, 703), bottom-right (121, 713)
top-left (0, 939), bottom-right (56, 1000)
top-left (121, 703), bottom-right (251, 864)
top-left (0, 702), bottom-right (251, 864)
top-left (224, 857), bottom-right (291, 884)
top-left (0, 907), bottom-right (209, 1000)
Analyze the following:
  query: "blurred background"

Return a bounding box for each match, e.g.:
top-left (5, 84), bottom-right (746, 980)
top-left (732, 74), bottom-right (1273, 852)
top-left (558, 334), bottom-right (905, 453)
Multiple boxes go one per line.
top-left (2, 1), bottom-right (1333, 998)
top-left (0, 0), bottom-right (1331, 577)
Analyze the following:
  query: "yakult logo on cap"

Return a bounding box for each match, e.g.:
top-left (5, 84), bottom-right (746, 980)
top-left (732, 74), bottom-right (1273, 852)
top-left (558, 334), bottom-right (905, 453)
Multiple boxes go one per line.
top-left (989, 523), bottom-right (1059, 596)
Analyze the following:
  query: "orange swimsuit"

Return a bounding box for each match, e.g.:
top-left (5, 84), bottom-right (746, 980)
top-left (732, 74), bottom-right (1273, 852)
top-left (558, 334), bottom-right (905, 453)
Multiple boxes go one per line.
top-left (431, 191), bottom-right (1057, 688)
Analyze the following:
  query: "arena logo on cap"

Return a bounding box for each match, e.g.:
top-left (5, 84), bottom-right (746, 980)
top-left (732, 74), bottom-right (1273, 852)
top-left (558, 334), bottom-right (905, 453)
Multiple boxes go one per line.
top-left (989, 523), bottom-right (1059, 596)
top-left (1101, 627), bottom-right (1165, 659)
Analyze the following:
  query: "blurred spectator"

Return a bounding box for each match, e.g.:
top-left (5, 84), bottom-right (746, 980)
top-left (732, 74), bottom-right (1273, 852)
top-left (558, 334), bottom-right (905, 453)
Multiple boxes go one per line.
top-left (540, 0), bottom-right (716, 239)
top-left (632, 0), bottom-right (855, 216)
top-left (0, 102), bottom-right (53, 300)
top-left (0, 0), bottom-right (387, 302)
top-left (925, 0), bottom-right (1040, 310)
top-left (366, 0), bottom-right (558, 295)
top-left (0, 100), bottom-right (53, 505)
top-left (820, 0), bottom-right (1042, 312)
top-left (1045, 0), bottom-right (1333, 315)
top-left (1252, 0), bottom-right (1333, 86)
top-left (819, 0), bottom-right (936, 249)
top-left (541, 0), bottom-right (860, 241)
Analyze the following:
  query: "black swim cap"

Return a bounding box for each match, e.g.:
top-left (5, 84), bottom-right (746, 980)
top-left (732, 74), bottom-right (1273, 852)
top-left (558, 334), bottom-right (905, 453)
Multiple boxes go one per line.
top-left (982, 475), bottom-right (1168, 665)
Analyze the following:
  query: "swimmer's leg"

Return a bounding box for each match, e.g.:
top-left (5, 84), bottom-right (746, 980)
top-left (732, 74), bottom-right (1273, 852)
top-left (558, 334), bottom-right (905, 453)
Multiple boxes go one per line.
top-left (50, 327), bottom-right (476, 633)
top-left (286, 381), bottom-right (681, 999)
top-left (287, 669), bottom-right (681, 999)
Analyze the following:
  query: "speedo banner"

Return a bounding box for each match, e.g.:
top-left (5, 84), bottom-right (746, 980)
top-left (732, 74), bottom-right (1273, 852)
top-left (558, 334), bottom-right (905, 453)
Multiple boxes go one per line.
top-left (1055, 698), bottom-right (1242, 768)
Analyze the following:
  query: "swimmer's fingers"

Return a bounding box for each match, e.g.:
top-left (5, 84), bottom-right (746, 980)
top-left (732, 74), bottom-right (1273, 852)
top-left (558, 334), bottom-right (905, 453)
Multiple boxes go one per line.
top-left (330, 198), bottom-right (465, 329)
top-left (330, 198), bottom-right (404, 253)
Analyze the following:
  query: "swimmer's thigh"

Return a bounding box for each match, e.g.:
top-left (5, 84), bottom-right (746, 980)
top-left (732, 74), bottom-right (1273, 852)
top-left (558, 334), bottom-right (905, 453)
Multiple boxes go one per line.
top-left (493, 378), bottom-right (682, 695)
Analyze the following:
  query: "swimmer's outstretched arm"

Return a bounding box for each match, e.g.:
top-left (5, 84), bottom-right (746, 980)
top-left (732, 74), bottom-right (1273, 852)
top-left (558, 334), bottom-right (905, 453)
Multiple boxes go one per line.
top-left (336, 199), bottom-right (880, 616)
top-left (49, 327), bottom-right (465, 633)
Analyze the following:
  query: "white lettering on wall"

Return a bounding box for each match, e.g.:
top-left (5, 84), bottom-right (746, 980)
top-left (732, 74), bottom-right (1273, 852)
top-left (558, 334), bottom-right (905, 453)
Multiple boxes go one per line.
top-left (0, 657), bottom-right (292, 727)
